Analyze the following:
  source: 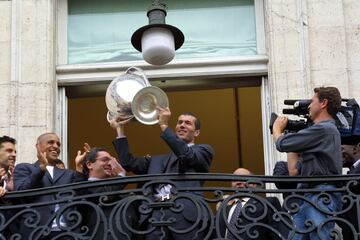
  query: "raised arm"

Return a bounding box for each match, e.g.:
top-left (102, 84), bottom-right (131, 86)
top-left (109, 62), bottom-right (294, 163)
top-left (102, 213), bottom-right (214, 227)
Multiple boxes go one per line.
top-left (110, 117), bottom-right (150, 174)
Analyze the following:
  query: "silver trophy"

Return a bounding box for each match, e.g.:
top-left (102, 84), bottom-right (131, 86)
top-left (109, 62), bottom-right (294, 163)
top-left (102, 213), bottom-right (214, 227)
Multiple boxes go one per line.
top-left (105, 67), bottom-right (169, 125)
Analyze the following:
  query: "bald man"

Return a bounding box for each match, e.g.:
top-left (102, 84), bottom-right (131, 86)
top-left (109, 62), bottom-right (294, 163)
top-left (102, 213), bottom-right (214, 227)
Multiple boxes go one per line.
top-left (217, 168), bottom-right (283, 240)
top-left (231, 168), bottom-right (252, 189)
top-left (13, 132), bottom-right (86, 238)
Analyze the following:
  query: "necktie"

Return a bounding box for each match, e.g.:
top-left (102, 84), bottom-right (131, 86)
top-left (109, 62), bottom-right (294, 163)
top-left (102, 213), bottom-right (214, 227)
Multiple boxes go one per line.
top-left (227, 201), bottom-right (242, 240)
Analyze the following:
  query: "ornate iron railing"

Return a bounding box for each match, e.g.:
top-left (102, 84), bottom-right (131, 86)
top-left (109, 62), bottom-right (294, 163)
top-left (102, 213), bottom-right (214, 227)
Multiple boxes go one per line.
top-left (1, 173), bottom-right (359, 239)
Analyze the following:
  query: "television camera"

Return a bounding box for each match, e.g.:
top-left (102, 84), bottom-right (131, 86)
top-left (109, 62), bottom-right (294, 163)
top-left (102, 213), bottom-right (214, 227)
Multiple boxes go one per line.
top-left (269, 98), bottom-right (360, 144)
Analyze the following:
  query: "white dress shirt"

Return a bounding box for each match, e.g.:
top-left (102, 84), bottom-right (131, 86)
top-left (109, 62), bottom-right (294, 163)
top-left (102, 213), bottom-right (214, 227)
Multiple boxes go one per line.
top-left (46, 166), bottom-right (67, 230)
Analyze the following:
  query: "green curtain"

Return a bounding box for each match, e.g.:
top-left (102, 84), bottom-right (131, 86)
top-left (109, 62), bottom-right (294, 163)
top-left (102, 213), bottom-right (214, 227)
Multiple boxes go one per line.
top-left (68, 0), bottom-right (256, 64)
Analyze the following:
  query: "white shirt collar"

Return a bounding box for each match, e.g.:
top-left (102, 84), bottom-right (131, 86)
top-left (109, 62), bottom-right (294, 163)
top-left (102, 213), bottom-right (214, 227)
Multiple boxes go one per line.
top-left (46, 165), bottom-right (54, 178)
top-left (88, 177), bottom-right (101, 181)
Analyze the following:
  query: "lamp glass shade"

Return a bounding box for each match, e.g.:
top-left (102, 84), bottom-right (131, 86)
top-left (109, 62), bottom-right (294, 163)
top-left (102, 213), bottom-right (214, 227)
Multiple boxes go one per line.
top-left (141, 27), bottom-right (175, 65)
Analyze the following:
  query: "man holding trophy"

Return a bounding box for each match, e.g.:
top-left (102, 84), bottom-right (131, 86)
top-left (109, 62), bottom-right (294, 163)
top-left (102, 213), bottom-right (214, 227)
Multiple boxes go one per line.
top-left (106, 67), bottom-right (214, 239)
top-left (110, 106), bottom-right (214, 239)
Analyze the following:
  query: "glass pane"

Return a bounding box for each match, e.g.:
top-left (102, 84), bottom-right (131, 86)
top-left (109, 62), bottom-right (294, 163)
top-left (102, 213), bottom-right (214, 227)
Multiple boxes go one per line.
top-left (68, 0), bottom-right (256, 64)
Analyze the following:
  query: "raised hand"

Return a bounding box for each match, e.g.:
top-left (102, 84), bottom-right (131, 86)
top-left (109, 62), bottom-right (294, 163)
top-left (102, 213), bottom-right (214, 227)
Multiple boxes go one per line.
top-left (0, 168), bottom-right (6, 181)
top-left (157, 106), bottom-right (171, 131)
top-left (75, 143), bottom-right (92, 173)
top-left (37, 145), bottom-right (48, 171)
top-left (110, 157), bottom-right (126, 177)
top-left (272, 115), bottom-right (289, 141)
top-left (0, 187), bottom-right (6, 197)
top-left (110, 117), bottom-right (126, 138)
top-left (6, 177), bottom-right (14, 192)
top-left (83, 143), bottom-right (91, 153)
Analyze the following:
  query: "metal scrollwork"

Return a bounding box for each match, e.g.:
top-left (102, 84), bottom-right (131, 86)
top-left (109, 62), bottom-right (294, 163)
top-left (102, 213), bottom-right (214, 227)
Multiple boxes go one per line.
top-left (0, 173), bottom-right (359, 239)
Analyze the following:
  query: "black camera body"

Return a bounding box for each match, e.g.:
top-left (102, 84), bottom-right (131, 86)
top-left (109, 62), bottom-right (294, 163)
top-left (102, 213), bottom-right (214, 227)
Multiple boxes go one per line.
top-left (269, 98), bottom-right (360, 144)
top-left (270, 112), bottom-right (310, 133)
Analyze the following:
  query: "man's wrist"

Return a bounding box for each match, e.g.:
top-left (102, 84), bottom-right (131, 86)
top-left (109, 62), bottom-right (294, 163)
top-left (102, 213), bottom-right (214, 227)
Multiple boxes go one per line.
top-left (160, 124), bottom-right (168, 131)
top-left (116, 125), bottom-right (126, 138)
top-left (273, 130), bottom-right (282, 141)
top-left (76, 166), bottom-right (83, 173)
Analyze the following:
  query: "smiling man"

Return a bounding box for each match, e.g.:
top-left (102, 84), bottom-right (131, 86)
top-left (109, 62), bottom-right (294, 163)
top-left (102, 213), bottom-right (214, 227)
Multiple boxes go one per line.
top-left (342, 142), bottom-right (360, 173)
top-left (13, 132), bottom-right (86, 238)
top-left (111, 107), bottom-right (214, 240)
top-left (0, 136), bottom-right (17, 192)
top-left (83, 147), bottom-right (126, 180)
top-left (80, 147), bottom-right (130, 239)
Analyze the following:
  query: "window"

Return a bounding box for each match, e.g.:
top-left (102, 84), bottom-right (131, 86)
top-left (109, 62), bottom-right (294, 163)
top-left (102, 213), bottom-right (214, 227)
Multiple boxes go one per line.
top-left (67, 0), bottom-right (257, 64)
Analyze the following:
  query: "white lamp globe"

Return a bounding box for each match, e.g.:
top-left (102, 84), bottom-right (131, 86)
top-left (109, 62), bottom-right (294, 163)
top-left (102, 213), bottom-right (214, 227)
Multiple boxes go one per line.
top-left (141, 27), bottom-right (175, 65)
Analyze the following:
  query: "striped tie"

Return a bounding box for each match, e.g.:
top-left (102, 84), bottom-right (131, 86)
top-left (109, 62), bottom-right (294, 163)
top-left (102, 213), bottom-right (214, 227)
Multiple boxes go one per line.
top-left (227, 201), bottom-right (242, 240)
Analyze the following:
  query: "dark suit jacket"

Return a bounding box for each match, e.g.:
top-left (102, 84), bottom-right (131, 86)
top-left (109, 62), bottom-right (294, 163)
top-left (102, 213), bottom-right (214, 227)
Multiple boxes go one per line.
top-left (217, 197), bottom-right (283, 240)
top-left (113, 127), bottom-right (213, 187)
top-left (348, 163), bottom-right (360, 174)
top-left (13, 161), bottom-right (85, 237)
top-left (112, 127), bottom-right (214, 223)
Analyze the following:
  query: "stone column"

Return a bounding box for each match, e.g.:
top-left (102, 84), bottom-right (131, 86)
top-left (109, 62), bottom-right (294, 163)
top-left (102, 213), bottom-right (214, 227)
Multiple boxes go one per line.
top-left (264, 0), bottom-right (359, 173)
top-left (0, 0), bottom-right (56, 163)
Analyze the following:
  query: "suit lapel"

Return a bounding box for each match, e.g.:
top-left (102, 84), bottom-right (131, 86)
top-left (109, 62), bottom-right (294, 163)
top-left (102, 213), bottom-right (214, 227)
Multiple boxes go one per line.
top-left (164, 152), bottom-right (178, 173)
top-left (34, 161), bottom-right (53, 183)
top-left (53, 167), bottom-right (66, 184)
top-left (45, 170), bottom-right (53, 183)
top-left (161, 154), bottom-right (170, 172)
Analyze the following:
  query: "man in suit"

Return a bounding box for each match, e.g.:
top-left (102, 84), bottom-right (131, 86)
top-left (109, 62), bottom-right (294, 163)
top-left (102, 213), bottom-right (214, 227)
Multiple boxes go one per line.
top-left (80, 147), bottom-right (139, 239)
top-left (13, 132), bottom-right (86, 239)
top-left (111, 107), bottom-right (214, 240)
top-left (217, 168), bottom-right (283, 240)
top-left (342, 141), bottom-right (360, 174)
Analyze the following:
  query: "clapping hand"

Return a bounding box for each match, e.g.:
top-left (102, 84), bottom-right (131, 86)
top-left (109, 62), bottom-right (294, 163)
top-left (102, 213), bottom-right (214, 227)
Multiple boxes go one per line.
top-left (110, 157), bottom-right (126, 177)
top-left (0, 168), bottom-right (6, 179)
top-left (37, 145), bottom-right (48, 171)
top-left (75, 143), bottom-right (91, 173)
top-left (0, 187), bottom-right (6, 197)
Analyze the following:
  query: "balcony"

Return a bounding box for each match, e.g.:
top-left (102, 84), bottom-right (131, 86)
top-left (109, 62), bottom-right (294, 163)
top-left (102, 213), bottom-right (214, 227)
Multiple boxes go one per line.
top-left (0, 173), bottom-right (358, 239)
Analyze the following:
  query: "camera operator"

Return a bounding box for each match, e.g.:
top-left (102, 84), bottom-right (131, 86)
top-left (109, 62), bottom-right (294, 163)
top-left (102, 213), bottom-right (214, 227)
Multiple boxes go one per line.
top-left (272, 87), bottom-right (342, 240)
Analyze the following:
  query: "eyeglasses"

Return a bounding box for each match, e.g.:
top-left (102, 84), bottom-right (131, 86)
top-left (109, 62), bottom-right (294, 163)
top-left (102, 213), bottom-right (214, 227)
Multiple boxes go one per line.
top-left (95, 157), bottom-right (112, 163)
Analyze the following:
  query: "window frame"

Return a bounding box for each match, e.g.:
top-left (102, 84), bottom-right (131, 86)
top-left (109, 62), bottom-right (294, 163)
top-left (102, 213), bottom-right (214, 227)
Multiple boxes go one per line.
top-left (56, 0), bottom-right (272, 170)
top-left (56, 0), bottom-right (267, 77)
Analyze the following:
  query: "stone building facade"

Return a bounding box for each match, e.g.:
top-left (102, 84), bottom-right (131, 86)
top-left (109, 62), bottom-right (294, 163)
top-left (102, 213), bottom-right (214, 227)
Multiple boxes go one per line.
top-left (0, 0), bottom-right (359, 174)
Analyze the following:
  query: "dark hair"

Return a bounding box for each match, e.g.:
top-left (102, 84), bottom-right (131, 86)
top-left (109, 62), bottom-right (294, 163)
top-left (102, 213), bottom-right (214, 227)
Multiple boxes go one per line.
top-left (37, 132), bottom-right (58, 144)
top-left (0, 136), bottom-right (16, 148)
top-left (82, 147), bottom-right (107, 173)
top-left (314, 87), bottom-right (342, 118)
top-left (180, 112), bottom-right (201, 130)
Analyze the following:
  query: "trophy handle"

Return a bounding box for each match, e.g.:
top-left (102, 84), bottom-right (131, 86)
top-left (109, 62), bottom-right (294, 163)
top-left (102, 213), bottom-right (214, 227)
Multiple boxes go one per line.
top-left (125, 67), bottom-right (151, 87)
